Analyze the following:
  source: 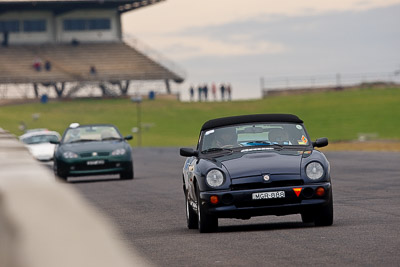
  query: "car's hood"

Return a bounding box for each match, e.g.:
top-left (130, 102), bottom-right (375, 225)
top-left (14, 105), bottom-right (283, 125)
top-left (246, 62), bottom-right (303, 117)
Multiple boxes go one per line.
top-left (61, 140), bottom-right (125, 153)
top-left (219, 150), bottom-right (302, 178)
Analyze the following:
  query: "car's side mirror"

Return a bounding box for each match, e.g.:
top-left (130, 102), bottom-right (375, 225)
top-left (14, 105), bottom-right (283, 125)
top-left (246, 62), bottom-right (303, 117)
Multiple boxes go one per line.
top-left (124, 135), bottom-right (133, 140)
top-left (180, 148), bottom-right (199, 157)
top-left (50, 140), bottom-right (60, 144)
top-left (312, 137), bottom-right (328, 148)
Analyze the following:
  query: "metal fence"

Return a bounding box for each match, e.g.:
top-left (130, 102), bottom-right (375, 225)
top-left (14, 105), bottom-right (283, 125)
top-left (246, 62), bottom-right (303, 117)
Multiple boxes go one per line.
top-left (261, 71), bottom-right (400, 91)
top-left (122, 34), bottom-right (187, 82)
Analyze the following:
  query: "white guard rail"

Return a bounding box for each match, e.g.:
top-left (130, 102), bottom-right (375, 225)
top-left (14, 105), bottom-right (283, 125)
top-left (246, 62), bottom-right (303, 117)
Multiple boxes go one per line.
top-left (0, 128), bottom-right (152, 267)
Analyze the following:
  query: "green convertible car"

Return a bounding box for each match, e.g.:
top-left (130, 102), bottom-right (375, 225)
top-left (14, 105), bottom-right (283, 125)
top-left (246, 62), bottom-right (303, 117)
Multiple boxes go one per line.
top-left (52, 123), bottom-right (134, 181)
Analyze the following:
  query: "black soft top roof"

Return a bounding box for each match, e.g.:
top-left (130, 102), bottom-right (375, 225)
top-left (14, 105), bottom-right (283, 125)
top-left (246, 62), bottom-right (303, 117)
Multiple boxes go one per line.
top-left (201, 114), bottom-right (303, 131)
top-left (69, 123), bottom-right (117, 128)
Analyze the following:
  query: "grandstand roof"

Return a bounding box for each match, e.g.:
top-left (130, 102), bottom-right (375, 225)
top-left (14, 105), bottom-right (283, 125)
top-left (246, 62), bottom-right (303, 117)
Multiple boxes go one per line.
top-left (0, 42), bottom-right (184, 84)
top-left (0, 0), bottom-right (164, 13)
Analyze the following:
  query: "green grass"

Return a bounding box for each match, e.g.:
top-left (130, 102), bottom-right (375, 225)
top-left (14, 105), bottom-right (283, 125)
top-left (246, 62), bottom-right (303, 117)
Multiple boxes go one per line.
top-left (1, 86), bottom-right (399, 147)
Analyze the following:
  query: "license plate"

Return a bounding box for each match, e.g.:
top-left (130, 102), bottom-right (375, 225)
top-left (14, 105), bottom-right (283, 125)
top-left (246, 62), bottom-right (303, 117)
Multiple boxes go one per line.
top-left (87, 160), bottom-right (105, 166)
top-left (252, 191), bottom-right (285, 200)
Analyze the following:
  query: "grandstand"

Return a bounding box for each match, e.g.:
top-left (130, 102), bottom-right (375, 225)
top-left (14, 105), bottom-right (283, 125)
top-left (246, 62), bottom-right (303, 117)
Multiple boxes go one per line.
top-left (0, 0), bottom-right (185, 98)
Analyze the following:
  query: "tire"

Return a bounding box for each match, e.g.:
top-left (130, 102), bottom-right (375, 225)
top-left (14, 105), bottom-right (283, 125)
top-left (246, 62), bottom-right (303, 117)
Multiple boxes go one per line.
top-left (120, 164), bottom-right (134, 180)
top-left (301, 212), bottom-right (315, 223)
top-left (196, 184), bottom-right (218, 233)
top-left (54, 161), bottom-right (67, 182)
top-left (314, 194), bottom-right (334, 226)
top-left (186, 192), bottom-right (198, 229)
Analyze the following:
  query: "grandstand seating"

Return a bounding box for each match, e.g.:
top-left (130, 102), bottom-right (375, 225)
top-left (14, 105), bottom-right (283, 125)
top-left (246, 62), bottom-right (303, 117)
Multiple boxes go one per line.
top-left (0, 42), bottom-right (183, 84)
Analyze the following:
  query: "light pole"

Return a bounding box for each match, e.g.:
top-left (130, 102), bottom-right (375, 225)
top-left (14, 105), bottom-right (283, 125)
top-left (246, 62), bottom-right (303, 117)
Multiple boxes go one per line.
top-left (131, 96), bottom-right (142, 147)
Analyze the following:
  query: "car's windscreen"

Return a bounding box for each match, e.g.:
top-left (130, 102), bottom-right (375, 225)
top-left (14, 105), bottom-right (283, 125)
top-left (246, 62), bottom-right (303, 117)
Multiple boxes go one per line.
top-left (200, 123), bottom-right (310, 151)
top-left (63, 126), bottom-right (121, 143)
top-left (22, 134), bottom-right (59, 145)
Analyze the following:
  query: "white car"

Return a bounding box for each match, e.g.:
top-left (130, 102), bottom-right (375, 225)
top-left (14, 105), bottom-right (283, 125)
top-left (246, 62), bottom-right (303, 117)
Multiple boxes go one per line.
top-left (20, 130), bottom-right (61, 161)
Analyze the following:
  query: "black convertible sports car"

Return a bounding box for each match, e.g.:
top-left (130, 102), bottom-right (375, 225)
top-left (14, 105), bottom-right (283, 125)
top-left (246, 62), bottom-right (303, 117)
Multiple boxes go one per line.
top-left (180, 114), bottom-right (333, 233)
top-left (52, 123), bottom-right (134, 181)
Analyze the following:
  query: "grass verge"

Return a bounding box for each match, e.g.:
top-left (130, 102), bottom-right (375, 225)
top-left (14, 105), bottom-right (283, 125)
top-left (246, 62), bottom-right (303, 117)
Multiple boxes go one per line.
top-left (0, 86), bottom-right (399, 148)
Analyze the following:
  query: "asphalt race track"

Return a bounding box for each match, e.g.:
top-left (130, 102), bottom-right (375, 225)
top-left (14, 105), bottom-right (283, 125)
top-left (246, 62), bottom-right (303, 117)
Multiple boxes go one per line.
top-left (45, 149), bottom-right (400, 266)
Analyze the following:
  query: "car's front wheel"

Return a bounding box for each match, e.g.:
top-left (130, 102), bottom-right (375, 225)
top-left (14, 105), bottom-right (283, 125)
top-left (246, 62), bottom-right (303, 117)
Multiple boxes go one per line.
top-left (186, 192), bottom-right (198, 229)
top-left (54, 161), bottom-right (67, 181)
top-left (120, 164), bottom-right (134, 180)
top-left (196, 184), bottom-right (218, 233)
top-left (314, 194), bottom-right (334, 226)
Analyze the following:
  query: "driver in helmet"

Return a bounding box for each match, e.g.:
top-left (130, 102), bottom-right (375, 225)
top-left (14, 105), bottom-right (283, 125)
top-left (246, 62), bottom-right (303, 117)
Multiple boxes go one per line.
top-left (66, 128), bottom-right (81, 143)
top-left (268, 128), bottom-right (292, 145)
top-left (214, 127), bottom-right (237, 148)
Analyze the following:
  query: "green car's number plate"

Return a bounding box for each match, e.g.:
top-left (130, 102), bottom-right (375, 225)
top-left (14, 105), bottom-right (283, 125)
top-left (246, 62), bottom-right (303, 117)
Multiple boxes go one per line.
top-left (87, 160), bottom-right (105, 166)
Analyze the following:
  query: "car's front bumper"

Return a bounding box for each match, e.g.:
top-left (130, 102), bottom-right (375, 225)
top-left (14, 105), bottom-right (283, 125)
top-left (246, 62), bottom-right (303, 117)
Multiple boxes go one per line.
top-left (200, 183), bottom-right (332, 219)
top-left (56, 157), bottom-right (132, 177)
top-left (34, 154), bottom-right (53, 161)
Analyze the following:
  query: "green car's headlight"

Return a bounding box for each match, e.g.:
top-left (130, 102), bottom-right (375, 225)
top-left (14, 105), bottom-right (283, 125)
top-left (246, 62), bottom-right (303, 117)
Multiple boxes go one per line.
top-left (306, 162), bottom-right (324, 180)
top-left (63, 151), bottom-right (78, 159)
top-left (206, 169), bottom-right (225, 188)
top-left (111, 148), bottom-right (126, 156)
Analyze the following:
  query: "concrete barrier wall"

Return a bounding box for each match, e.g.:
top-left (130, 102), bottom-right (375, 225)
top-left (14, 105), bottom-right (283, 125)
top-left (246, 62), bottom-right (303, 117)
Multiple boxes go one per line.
top-left (0, 128), bottom-right (151, 267)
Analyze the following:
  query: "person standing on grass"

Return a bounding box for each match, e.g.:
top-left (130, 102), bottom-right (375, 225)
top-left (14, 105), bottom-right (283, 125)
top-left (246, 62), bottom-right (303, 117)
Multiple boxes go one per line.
top-left (220, 83), bottom-right (225, 101)
top-left (198, 85), bottom-right (202, 102)
top-left (204, 83), bottom-right (208, 101)
top-left (227, 83), bottom-right (232, 101)
top-left (211, 82), bottom-right (217, 101)
top-left (189, 85), bottom-right (194, 101)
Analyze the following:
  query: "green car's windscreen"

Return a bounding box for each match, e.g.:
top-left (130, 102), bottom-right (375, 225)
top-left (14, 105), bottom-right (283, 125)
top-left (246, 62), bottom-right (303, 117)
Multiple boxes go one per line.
top-left (63, 126), bottom-right (121, 143)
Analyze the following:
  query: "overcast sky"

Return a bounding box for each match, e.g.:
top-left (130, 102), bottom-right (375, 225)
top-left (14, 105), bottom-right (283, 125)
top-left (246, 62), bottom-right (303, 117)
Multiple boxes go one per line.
top-left (121, 0), bottom-right (400, 100)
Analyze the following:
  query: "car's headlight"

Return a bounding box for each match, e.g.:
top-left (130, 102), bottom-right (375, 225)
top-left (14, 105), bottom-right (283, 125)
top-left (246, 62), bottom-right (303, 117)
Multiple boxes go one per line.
top-left (306, 162), bottom-right (324, 180)
top-left (63, 151), bottom-right (78, 159)
top-left (206, 169), bottom-right (225, 187)
top-left (111, 148), bottom-right (126, 156)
